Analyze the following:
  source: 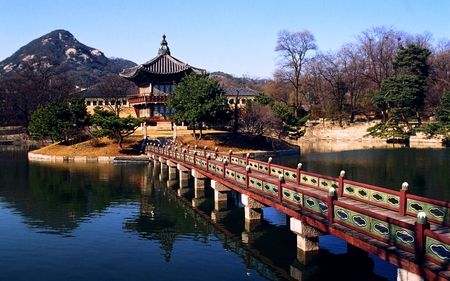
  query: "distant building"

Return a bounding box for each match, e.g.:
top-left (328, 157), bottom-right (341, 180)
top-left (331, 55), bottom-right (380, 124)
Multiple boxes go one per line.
top-left (224, 87), bottom-right (258, 107)
top-left (119, 35), bottom-right (205, 130)
top-left (77, 88), bottom-right (136, 117)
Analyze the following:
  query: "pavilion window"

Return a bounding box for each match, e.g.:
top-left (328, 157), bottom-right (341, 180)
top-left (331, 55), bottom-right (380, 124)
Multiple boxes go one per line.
top-left (86, 101), bottom-right (91, 106)
top-left (93, 101), bottom-right (97, 106)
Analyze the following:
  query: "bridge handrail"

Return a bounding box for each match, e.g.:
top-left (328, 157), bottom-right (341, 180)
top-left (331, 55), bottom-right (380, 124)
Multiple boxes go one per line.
top-left (405, 193), bottom-right (450, 226)
top-left (341, 179), bottom-right (401, 213)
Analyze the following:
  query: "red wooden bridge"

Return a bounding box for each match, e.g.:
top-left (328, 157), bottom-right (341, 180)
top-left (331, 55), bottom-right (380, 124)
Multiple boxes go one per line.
top-left (147, 143), bottom-right (450, 281)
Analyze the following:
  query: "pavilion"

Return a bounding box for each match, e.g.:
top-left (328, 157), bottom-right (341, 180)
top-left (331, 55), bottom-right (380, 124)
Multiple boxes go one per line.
top-left (120, 35), bottom-right (205, 130)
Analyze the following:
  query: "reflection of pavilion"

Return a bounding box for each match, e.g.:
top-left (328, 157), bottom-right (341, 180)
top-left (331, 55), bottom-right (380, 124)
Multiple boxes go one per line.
top-left (120, 35), bottom-right (205, 130)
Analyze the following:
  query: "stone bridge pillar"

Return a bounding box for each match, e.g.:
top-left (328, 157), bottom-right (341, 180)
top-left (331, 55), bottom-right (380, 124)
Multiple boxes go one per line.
top-left (177, 163), bottom-right (190, 188)
top-left (191, 169), bottom-right (207, 207)
top-left (397, 269), bottom-right (425, 281)
top-left (159, 159), bottom-right (168, 182)
top-left (166, 160), bottom-right (177, 181)
top-left (290, 217), bottom-right (323, 253)
top-left (210, 180), bottom-right (231, 222)
top-left (241, 194), bottom-right (266, 232)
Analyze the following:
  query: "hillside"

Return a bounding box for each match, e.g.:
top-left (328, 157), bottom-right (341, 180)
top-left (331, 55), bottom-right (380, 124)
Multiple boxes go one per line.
top-left (0, 29), bottom-right (136, 86)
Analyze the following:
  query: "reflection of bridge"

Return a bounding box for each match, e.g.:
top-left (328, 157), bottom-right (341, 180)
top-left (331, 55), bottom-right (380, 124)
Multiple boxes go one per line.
top-left (147, 143), bottom-right (450, 281)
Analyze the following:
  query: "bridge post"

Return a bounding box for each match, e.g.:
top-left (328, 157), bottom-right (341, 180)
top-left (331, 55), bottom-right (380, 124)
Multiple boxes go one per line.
top-left (338, 170), bottom-right (345, 197)
top-left (414, 212), bottom-right (430, 261)
top-left (296, 163), bottom-right (302, 185)
top-left (290, 217), bottom-right (323, 252)
top-left (327, 187), bottom-right (337, 222)
top-left (400, 182), bottom-right (410, 216)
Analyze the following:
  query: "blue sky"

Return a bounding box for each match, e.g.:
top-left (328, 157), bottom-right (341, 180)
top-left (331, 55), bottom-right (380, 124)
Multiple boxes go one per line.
top-left (1, 0), bottom-right (449, 78)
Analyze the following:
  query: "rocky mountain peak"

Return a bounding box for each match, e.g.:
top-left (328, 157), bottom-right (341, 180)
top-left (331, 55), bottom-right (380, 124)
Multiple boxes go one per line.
top-left (0, 29), bottom-right (136, 86)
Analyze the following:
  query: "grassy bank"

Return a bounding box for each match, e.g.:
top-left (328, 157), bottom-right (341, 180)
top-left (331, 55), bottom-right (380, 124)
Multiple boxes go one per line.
top-left (31, 131), bottom-right (297, 157)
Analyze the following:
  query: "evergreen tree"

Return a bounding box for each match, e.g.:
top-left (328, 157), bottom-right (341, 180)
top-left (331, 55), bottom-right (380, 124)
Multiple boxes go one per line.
top-left (369, 44), bottom-right (431, 138)
top-left (90, 107), bottom-right (146, 148)
top-left (28, 96), bottom-right (89, 143)
top-left (168, 73), bottom-right (230, 139)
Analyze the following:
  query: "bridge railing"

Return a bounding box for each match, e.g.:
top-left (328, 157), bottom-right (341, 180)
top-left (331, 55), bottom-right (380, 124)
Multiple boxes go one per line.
top-left (150, 144), bottom-right (450, 224)
top-left (147, 144), bottom-right (450, 269)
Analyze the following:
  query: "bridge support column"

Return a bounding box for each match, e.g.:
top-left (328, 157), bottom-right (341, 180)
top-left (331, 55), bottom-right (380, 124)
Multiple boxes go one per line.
top-left (166, 160), bottom-right (177, 180)
top-left (177, 163), bottom-right (190, 188)
top-left (397, 268), bottom-right (424, 281)
top-left (210, 180), bottom-right (231, 222)
top-left (290, 217), bottom-right (323, 252)
top-left (159, 162), bottom-right (168, 182)
top-left (241, 194), bottom-right (265, 221)
top-left (191, 170), bottom-right (207, 207)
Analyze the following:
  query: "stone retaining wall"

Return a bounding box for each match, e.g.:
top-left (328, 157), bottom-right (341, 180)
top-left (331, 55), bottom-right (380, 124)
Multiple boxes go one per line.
top-left (28, 152), bottom-right (117, 163)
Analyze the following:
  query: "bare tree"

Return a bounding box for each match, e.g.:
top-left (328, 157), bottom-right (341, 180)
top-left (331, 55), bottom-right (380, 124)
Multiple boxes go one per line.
top-left (428, 39), bottom-right (450, 111)
top-left (275, 29), bottom-right (317, 117)
top-left (240, 104), bottom-right (283, 137)
top-left (357, 26), bottom-right (403, 90)
top-left (0, 56), bottom-right (74, 128)
top-left (94, 74), bottom-right (136, 116)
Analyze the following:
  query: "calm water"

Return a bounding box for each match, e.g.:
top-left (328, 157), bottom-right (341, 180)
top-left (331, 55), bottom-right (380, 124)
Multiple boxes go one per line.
top-left (0, 144), bottom-right (449, 281)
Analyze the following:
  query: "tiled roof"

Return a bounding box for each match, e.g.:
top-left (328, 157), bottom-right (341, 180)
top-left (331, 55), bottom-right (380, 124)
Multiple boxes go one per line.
top-left (120, 55), bottom-right (204, 78)
top-left (224, 87), bottom-right (258, 97)
top-left (119, 35), bottom-right (205, 80)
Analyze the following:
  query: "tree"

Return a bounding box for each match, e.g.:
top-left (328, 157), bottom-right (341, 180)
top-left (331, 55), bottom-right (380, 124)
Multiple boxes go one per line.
top-left (0, 56), bottom-right (75, 128)
top-left (421, 90), bottom-right (450, 142)
top-left (94, 74), bottom-right (136, 116)
top-left (373, 44), bottom-right (431, 126)
top-left (28, 96), bottom-right (89, 143)
top-left (272, 102), bottom-right (308, 139)
top-left (240, 103), bottom-right (283, 137)
top-left (369, 44), bottom-right (431, 138)
top-left (90, 107), bottom-right (146, 148)
top-left (275, 29), bottom-right (317, 117)
top-left (168, 72), bottom-right (230, 139)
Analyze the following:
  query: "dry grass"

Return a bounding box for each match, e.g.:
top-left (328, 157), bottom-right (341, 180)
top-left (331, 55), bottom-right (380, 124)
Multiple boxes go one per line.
top-left (32, 136), bottom-right (144, 156)
top-left (31, 132), bottom-right (296, 156)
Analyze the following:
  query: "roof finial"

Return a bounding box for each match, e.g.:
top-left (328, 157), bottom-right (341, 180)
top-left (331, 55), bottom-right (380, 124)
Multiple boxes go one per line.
top-left (158, 34), bottom-right (170, 55)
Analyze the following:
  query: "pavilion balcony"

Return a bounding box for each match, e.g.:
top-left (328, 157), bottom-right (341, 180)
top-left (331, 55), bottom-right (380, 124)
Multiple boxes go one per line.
top-left (128, 96), bottom-right (168, 105)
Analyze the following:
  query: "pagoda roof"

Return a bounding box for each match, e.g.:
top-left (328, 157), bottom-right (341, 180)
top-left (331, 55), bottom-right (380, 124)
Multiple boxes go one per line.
top-left (119, 35), bottom-right (205, 81)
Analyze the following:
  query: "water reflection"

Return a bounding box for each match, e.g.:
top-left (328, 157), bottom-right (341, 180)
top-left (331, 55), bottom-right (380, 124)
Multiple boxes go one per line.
top-left (0, 148), bottom-right (406, 280)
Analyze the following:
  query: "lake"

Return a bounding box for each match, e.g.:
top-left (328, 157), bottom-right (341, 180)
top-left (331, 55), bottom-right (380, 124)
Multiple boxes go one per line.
top-left (1, 143), bottom-right (448, 281)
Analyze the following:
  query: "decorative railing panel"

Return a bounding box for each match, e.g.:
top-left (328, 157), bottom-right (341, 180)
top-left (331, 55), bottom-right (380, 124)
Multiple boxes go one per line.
top-left (406, 195), bottom-right (450, 225)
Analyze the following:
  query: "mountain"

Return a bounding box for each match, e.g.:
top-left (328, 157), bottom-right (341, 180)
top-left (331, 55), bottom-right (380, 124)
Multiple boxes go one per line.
top-left (0, 29), bottom-right (136, 86)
